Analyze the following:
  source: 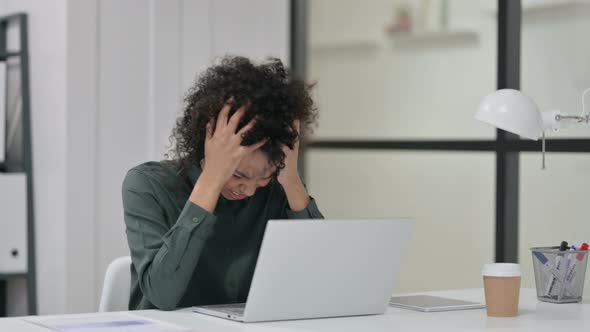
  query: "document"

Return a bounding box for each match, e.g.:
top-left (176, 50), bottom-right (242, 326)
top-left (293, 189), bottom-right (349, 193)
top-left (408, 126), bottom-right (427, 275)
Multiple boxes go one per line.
top-left (24, 313), bottom-right (190, 332)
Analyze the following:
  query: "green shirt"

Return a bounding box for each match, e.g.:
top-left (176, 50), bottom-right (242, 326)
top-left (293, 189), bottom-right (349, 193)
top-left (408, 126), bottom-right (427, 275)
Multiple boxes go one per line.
top-left (122, 161), bottom-right (323, 310)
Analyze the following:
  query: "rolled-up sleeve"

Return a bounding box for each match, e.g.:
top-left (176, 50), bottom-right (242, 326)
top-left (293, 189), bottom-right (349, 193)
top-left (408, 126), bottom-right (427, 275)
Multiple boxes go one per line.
top-left (286, 197), bottom-right (324, 219)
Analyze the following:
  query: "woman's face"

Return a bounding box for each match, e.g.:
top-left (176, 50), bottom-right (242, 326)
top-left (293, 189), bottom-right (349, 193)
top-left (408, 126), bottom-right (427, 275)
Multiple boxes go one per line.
top-left (221, 150), bottom-right (276, 200)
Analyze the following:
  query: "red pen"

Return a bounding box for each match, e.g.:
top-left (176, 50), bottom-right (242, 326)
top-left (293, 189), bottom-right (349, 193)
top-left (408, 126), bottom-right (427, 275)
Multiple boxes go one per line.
top-left (565, 243), bottom-right (589, 284)
top-left (576, 243), bottom-right (588, 261)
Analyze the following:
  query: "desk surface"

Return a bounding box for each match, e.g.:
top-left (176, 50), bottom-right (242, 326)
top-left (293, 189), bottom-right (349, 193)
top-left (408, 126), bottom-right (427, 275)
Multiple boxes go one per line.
top-left (1, 288), bottom-right (588, 331)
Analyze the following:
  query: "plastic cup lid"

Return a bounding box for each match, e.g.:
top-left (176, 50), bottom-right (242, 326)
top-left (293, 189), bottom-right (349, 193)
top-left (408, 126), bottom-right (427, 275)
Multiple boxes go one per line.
top-left (481, 263), bottom-right (522, 277)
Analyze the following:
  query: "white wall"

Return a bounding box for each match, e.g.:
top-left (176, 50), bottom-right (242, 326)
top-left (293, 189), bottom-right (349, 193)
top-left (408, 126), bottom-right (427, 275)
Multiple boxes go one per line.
top-left (2, 0), bottom-right (289, 315)
top-left (95, 2), bottom-right (153, 314)
top-left (64, 0), bottom-right (99, 314)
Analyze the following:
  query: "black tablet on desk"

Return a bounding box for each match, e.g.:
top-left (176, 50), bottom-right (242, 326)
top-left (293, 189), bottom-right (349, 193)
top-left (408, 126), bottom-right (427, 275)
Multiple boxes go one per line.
top-left (389, 295), bottom-right (486, 312)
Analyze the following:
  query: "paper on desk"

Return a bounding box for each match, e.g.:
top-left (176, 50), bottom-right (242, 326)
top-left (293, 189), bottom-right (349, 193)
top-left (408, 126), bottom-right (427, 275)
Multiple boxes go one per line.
top-left (24, 312), bottom-right (190, 332)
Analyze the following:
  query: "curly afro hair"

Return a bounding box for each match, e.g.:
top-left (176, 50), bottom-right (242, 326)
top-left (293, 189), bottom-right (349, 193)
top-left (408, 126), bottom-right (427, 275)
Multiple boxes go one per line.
top-left (169, 56), bottom-right (318, 177)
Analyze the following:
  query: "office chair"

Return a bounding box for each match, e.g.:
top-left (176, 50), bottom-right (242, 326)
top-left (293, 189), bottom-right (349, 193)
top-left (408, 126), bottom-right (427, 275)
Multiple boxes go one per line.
top-left (98, 256), bottom-right (132, 312)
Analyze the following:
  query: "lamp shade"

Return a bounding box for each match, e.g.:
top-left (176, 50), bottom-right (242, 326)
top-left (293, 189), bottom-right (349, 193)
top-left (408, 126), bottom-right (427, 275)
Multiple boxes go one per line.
top-left (475, 89), bottom-right (543, 140)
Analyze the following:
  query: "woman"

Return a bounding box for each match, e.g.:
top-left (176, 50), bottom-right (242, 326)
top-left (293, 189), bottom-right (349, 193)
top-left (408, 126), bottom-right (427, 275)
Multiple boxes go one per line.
top-left (122, 56), bottom-right (323, 311)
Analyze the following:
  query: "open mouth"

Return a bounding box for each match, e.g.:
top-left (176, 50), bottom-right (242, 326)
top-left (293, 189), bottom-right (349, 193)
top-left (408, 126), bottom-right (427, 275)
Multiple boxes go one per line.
top-left (228, 190), bottom-right (247, 200)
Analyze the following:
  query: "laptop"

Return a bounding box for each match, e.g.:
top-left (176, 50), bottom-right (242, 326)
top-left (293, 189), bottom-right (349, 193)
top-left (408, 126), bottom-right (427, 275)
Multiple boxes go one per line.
top-left (193, 218), bottom-right (413, 322)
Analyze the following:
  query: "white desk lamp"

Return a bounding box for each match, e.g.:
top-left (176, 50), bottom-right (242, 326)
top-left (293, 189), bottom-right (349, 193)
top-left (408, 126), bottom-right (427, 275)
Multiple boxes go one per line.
top-left (475, 88), bottom-right (590, 169)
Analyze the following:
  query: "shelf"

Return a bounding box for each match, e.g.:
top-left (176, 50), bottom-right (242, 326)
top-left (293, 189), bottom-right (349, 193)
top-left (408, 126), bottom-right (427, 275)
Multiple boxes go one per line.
top-left (524, 0), bottom-right (590, 14)
top-left (310, 30), bottom-right (478, 52)
top-left (310, 39), bottom-right (380, 53)
top-left (388, 30), bottom-right (478, 48)
top-left (488, 0), bottom-right (590, 15)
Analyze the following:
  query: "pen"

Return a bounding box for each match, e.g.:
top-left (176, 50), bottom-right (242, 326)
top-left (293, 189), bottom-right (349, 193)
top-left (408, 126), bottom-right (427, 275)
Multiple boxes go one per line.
top-left (564, 243), bottom-right (589, 285)
top-left (576, 243), bottom-right (588, 260)
top-left (533, 251), bottom-right (564, 284)
top-left (558, 245), bottom-right (575, 299)
top-left (546, 241), bottom-right (569, 296)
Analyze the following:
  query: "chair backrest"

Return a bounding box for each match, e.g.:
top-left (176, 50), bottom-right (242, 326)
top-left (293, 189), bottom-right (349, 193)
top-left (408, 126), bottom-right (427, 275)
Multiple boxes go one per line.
top-left (98, 256), bottom-right (132, 312)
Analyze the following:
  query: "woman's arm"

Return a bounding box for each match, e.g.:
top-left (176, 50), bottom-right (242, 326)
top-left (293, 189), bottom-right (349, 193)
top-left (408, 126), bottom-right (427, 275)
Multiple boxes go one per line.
top-left (281, 178), bottom-right (324, 219)
top-left (123, 170), bottom-right (217, 310)
top-left (281, 175), bottom-right (324, 219)
top-left (280, 173), bottom-right (310, 211)
top-left (278, 120), bottom-right (323, 219)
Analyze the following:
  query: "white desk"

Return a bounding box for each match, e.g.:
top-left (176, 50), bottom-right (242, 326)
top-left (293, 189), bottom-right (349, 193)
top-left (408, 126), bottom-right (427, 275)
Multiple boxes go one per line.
top-left (1, 288), bottom-right (588, 331)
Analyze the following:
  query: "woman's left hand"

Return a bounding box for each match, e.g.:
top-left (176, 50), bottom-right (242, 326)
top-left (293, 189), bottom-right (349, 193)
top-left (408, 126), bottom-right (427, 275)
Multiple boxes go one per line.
top-left (277, 120), bottom-right (301, 187)
top-left (277, 120), bottom-right (311, 211)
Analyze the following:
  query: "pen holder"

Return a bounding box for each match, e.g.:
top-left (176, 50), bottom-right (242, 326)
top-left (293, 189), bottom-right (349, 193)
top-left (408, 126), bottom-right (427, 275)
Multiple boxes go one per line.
top-left (531, 247), bottom-right (589, 303)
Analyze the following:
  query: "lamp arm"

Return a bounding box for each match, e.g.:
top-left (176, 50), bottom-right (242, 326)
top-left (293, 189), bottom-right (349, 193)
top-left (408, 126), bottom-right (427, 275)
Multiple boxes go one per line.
top-left (542, 88), bottom-right (590, 130)
top-left (546, 88), bottom-right (590, 127)
top-left (537, 88), bottom-right (590, 170)
top-left (555, 114), bottom-right (588, 123)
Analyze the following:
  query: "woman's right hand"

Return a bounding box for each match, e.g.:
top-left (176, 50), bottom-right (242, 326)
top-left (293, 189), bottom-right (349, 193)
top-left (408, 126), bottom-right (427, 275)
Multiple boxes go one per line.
top-left (201, 100), bottom-right (267, 188)
top-left (190, 100), bottom-right (266, 213)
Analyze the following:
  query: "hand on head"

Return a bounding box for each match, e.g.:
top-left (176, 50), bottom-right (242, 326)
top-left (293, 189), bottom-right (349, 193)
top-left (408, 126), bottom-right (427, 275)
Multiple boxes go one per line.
top-left (201, 98), bottom-right (268, 186)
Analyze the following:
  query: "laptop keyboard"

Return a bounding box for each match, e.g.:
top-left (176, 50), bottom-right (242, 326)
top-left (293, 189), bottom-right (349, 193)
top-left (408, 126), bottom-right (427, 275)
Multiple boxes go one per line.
top-left (214, 303), bottom-right (245, 316)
